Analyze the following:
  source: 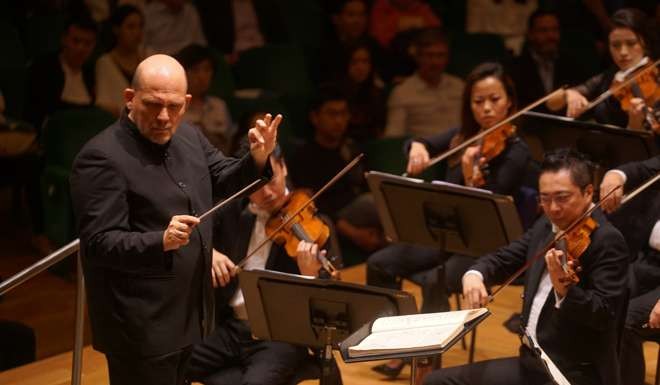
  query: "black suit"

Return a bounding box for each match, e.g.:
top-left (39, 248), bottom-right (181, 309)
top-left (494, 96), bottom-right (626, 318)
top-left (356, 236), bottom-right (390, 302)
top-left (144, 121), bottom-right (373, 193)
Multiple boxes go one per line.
top-left (616, 155), bottom-right (660, 385)
top-left (424, 210), bottom-right (629, 385)
top-left (509, 47), bottom-right (590, 109)
top-left (70, 112), bottom-right (267, 384)
top-left (186, 198), bottom-right (340, 385)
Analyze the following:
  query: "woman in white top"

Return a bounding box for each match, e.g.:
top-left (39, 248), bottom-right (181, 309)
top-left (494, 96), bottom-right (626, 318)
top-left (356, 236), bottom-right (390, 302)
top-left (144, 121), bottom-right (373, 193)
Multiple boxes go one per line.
top-left (95, 5), bottom-right (146, 116)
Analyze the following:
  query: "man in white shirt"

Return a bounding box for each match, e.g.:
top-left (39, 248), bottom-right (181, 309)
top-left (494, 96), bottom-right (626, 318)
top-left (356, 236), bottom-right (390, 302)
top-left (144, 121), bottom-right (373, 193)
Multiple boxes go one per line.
top-left (384, 29), bottom-right (464, 138)
top-left (423, 149), bottom-right (629, 385)
top-left (144, 0), bottom-right (207, 55)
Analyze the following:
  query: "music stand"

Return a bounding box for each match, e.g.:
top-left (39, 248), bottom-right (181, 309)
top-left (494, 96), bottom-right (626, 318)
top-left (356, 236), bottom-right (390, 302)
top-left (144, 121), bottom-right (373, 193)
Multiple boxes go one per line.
top-left (366, 171), bottom-right (524, 257)
top-left (519, 111), bottom-right (658, 176)
top-left (239, 269), bottom-right (418, 385)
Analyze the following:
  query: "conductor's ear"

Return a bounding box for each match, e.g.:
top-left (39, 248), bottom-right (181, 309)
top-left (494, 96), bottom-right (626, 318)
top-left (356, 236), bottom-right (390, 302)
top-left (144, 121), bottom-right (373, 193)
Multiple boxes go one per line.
top-left (124, 88), bottom-right (136, 110)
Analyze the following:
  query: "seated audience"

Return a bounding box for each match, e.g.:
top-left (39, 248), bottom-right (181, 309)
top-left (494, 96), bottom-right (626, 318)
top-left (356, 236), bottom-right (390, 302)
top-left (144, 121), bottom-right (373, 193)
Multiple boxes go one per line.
top-left (95, 5), bottom-right (147, 116)
top-left (369, 0), bottom-right (441, 49)
top-left (143, 0), bottom-right (206, 55)
top-left (177, 44), bottom-right (234, 153)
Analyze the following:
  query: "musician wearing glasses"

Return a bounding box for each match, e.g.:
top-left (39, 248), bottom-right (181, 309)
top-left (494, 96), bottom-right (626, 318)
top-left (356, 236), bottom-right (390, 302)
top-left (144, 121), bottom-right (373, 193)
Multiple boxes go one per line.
top-left (70, 55), bottom-right (278, 385)
top-left (424, 149), bottom-right (629, 385)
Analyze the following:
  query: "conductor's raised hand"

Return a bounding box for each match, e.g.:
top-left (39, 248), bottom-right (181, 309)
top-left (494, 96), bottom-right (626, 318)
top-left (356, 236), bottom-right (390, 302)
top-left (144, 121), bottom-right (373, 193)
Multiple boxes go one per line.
top-left (163, 215), bottom-right (200, 251)
top-left (249, 113), bottom-right (281, 170)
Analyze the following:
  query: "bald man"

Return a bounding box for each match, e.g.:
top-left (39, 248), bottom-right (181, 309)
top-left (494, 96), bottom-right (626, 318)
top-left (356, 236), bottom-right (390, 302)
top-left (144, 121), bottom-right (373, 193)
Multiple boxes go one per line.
top-left (70, 55), bottom-right (279, 385)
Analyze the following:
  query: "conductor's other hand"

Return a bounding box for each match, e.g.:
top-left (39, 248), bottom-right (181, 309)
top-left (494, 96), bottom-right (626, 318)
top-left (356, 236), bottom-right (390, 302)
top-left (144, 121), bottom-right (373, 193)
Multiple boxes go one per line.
top-left (600, 171), bottom-right (625, 214)
top-left (462, 273), bottom-right (488, 309)
top-left (163, 215), bottom-right (199, 251)
top-left (406, 141), bottom-right (430, 176)
top-left (249, 113), bottom-right (281, 170)
top-left (211, 249), bottom-right (236, 288)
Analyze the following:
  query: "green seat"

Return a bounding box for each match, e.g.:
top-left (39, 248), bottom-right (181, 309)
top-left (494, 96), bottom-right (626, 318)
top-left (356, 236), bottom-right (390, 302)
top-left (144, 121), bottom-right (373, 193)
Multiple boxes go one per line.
top-left (559, 28), bottom-right (600, 79)
top-left (41, 107), bottom-right (115, 245)
top-left (365, 137), bottom-right (409, 175)
top-left (447, 33), bottom-right (509, 79)
top-left (0, 22), bottom-right (27, 118)
top-left (233, 44), bottom-right (313, 138)
top-left (207, 47), bottom-right (236, 105)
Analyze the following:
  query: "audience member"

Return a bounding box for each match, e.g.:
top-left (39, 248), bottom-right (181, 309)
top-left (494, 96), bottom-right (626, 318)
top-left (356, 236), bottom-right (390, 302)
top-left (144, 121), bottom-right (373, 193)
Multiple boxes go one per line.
top-left (143, 0), bottom-right (206, 55)
top-left (319, 0), bottom-right (382, 81)
top-left (95, 5), bottom-right (147, 116)
top-left (289, 86), bottom-right (382, 254)
top-left (338, 42), bottom-right (387, 144)
top-left (195, 0), bottom-right (287, 64)
top-left (466, 0), bottom-right (537, 54)
top-left (369, 0), bottom-right (441, 49)
top-left (384, 29), bottom-right (463, 137)
top-left (510, 9), bottom-right (591, 108)
top-left (177, 44), bottom-right (234, 153)
top-left (26, 14), bottom-right (97, 130)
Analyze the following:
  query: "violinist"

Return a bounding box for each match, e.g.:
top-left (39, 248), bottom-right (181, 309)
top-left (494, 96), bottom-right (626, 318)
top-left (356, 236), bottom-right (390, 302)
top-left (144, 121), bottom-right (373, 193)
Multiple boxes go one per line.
top-left (406, 62), bottom-right (533, 195)
top-left (600, 155), bottom-right (660, 385)
top-left (548, 8), bottom-right (657, 131)
top-left (424, 149), bottom-right (629, 385)
top-left (185, 144), bottom-right (341, 385)
top-left (368, 62), bottom-right (534, 378)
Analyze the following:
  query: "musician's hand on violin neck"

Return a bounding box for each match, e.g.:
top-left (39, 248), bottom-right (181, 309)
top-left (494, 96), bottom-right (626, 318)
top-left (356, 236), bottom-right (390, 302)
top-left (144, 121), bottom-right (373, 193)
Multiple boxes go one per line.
top-left (565, 89), bottom-right (589, 118)
top-left (461, 145), bottom-right (486, 187)
top-left (296, 240), bottom-right (324, 277)
top-left (406, 141), bottom-right (430, 176)
top-left (599, 171), bottom-right (625, 214)
top-left (462, 273), bottom-right (489, 309)
top-left (545, 248), bottom-right (573, 298)
top-left (211, 249), bottom-right (237, 288)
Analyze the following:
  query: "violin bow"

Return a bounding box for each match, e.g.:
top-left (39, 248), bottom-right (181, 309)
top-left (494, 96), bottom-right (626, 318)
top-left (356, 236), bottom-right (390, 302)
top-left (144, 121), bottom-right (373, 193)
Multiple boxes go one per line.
top-left (403, 87), bottom-right (566, 177)
top-left (582, 58), bottom-right (660, 114)
top-left (235, 153), bottom-right (365, 271)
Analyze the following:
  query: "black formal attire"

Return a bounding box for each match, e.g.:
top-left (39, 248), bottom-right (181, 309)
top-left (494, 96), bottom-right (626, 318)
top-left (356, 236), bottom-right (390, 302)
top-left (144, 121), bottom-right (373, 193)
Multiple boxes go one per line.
top-left (26, 52), bottom-right (95, 131)
top-left (616, 155), bottom-right (660, 385)
top-left (195, 0), bottom-right (287, 55)
top-left (509, 46), bottom-right (591, 109)
top-left (424, 209), bottom-right (630, 385)
top-left (367, 128), bottom-right (535, 311)
top-left (70, 111), bottom-right (268, 385)
top-left (186, 198), bottom-right (340, 385)
top-left (573, 67), bottom-right (629, 128)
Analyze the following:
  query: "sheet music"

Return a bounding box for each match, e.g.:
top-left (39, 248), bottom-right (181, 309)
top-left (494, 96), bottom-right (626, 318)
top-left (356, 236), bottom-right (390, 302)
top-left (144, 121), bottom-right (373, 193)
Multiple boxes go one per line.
top-left (530, 335), bottom-right (571, 385)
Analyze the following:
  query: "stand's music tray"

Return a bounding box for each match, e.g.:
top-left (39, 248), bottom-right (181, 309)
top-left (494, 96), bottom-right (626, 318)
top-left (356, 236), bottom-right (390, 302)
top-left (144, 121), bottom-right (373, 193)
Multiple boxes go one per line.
top-left (520, 111), bottom-right (658, 169)
top-left (366, 171), bottom-right (524, 258)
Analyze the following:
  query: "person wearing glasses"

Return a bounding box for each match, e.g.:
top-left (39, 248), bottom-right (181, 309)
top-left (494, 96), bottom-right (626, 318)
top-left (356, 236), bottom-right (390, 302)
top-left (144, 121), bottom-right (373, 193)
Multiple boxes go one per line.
top-left (423, 148), bottom-right (629, 385)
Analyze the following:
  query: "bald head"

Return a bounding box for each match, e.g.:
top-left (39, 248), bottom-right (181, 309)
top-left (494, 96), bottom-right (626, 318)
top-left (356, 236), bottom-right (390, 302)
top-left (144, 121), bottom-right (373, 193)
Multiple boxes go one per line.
top-left (124, 54), bottom-right (191, 144)
top-left (132, 54), bottom-right (188, 93)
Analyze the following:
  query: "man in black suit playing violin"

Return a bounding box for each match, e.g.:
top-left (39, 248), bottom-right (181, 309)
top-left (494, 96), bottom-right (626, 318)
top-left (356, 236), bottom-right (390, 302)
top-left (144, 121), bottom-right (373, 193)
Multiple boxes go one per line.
top-left (424, 148), bottom-right (629, 385)
top-left (185, 144), bottom-right (342, 385)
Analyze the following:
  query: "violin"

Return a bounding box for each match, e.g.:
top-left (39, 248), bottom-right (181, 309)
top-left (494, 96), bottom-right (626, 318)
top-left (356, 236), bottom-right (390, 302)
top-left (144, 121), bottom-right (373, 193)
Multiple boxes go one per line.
top-left (610, 57), bottom-right (660, 132)
top-left (464, 123), bottom-right (517, 187)
top-left (555, 216), bottom-right (599, 284)
top-left (265, 190), bottom-right (340, 278)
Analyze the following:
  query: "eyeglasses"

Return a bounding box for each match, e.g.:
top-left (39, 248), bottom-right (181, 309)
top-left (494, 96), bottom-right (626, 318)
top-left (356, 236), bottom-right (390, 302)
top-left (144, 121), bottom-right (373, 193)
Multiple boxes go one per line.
top-left (538, 192), bottom-right (574, 206)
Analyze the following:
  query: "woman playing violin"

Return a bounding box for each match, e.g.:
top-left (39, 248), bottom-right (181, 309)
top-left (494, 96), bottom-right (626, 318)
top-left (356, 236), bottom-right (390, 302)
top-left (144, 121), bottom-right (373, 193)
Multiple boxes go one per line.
top-left (185, 144), bottom-right (341, 385)
top-left (407, 62), bottom-right (533, 196)
top-left (548, 8), bottom-right (657, 131)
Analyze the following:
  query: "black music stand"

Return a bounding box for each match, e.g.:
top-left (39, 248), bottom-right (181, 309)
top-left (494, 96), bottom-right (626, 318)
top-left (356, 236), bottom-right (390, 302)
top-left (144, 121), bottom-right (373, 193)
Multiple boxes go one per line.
top-left (366, 171), bottom-right (524, 257)
top-left (239, 269), bottom-right (418, 385)
top-left (519, 111), bottom-right (658, 174)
